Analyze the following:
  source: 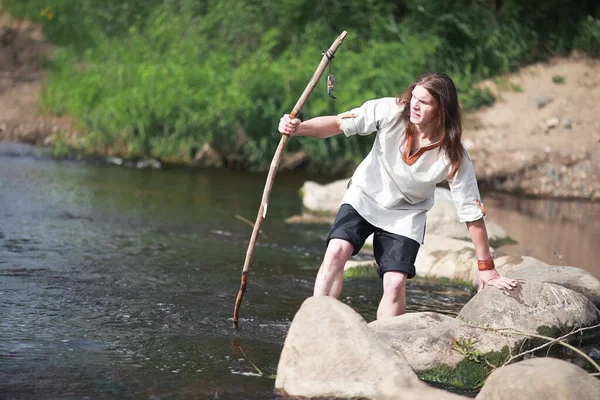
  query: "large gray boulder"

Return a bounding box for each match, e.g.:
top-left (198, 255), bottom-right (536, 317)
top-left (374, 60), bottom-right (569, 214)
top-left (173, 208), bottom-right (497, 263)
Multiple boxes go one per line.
top-left (275, 296), bottom-right (417, 399)
top-left (505, 264), bottom-right (600, 308)
top-left (369, 312), bottom-right (519, 372)
top-left (275, 297), bottom-right (468, 399)
top-left (459, 281), bottom-right (600, 333)
top-left (476, 357), bottom-right (600, 400)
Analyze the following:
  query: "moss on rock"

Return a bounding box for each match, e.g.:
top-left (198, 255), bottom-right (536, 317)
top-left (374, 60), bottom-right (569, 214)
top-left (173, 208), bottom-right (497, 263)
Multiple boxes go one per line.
top-left (343, 265), bottom-right (379, 279)
top-left (415, 276), bottom-right (477, 296)
top-left (488, 236), bottom-right (518, 248)
top-left (451, 236), bottom-right (517, 248)
top-left (418, 346), bottom-right (511, 390)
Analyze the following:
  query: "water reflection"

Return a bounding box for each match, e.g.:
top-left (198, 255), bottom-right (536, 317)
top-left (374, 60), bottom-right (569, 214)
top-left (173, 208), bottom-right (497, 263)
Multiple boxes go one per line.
top-left (484, 193), bottom-right (600, 278)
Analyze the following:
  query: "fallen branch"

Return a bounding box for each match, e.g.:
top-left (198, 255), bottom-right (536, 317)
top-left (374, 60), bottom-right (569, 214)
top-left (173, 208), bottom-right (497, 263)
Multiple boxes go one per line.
top-left (234, 342), bottom-right (263, 376)
top-left (235, 214), bottom-right (268, 239)
top-left (502, 324), bottom-right (599, 367)
top-left (460, 322), bottom-right (600, 374)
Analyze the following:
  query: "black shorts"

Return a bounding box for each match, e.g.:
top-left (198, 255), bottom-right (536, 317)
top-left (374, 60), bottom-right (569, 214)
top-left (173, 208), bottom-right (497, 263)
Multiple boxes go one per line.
top-left (326, 204), bottom-right (420, 279)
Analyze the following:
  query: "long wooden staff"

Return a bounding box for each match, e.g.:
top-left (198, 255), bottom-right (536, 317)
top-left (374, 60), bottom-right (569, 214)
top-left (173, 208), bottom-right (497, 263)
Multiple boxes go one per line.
top-left (233, 31), bottom-right (348, 329)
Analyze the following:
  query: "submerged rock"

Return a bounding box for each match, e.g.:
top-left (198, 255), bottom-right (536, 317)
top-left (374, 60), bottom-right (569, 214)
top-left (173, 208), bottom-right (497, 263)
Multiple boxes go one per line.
top-left (135, 159), bottom-right (161, 169)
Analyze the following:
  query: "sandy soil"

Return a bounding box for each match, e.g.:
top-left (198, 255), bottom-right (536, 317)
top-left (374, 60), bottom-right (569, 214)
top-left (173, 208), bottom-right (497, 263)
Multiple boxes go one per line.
top-left (464, 56), bottom-right (600, 200)
top-left (0, 14), bottom-right (598, 199)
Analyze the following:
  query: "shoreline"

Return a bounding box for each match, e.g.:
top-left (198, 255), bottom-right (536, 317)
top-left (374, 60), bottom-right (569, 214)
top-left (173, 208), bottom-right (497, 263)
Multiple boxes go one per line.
top-left (1, 139), bottom-right (598, 204)
top-left (1, 14), bottom-right (598, 201)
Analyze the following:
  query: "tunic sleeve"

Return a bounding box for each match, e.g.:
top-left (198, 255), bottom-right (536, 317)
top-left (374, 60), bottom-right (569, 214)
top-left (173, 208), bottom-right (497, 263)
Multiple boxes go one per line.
top-left (447, 152), bottom-right (486, 223)
top-left (338, 98), bottom-right (395, 137)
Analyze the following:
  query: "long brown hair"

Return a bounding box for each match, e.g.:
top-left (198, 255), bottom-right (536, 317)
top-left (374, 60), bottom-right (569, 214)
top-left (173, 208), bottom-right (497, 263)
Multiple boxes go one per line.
top-left (397, 72), bottom-right (465, 178)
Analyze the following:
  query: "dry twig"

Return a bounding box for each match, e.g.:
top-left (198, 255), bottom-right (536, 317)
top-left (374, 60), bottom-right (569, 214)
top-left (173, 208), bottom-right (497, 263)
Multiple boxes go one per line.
top-left (460, 322), bottom-right (600, 374)
top-left (234, 343), bottom-right (263, 376)
top-left (235, 214), bottom-right (268, 239)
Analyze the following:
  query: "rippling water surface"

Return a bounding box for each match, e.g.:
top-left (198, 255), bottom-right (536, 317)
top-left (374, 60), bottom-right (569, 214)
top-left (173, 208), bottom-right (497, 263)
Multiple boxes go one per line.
top-left (0, 148), bottom-right (474, 399)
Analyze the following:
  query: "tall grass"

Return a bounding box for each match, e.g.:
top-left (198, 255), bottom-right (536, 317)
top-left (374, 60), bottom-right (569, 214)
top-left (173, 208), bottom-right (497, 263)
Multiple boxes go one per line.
top-left (2, 0), bottom-right (598, 171)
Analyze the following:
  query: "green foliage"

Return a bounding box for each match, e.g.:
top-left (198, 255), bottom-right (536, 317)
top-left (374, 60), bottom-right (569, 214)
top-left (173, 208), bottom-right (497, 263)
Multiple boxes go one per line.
top-left (343, 264), bottom-right (379, 279)
top-left (2, 0), bottom-right (156, 53)
top-left (406, 1), bottom-right (542, 77)
top-left (451, 337), bottom-right (484, 363)
top-left (415, 275), bottom-right (476, 296)
top-left (552, 75), bottom-right (566, 84)
top-left (3, 0), bottom-right (599, 170)
top-left (488, 236), bottom-right (518, 248)
top-left (50, 132), bottom-right (70, 158)
top-left (494, 78), bottom-right (523, 92)
top-left (574, 16), bottom-right (600, 56)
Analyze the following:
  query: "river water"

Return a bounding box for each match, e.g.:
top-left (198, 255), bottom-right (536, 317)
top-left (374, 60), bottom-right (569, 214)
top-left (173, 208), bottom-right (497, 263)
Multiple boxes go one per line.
top-left (0, 144), bottom-right (598, 399)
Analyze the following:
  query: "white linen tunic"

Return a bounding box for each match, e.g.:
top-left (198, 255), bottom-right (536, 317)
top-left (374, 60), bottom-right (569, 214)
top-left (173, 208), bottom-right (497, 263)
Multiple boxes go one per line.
top-left (338, 97), bottom-right (485, 243)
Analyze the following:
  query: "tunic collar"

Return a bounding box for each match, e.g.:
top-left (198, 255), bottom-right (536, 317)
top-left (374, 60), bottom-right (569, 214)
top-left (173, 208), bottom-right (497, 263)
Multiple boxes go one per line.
top-left (403, 135), bottom-right (442, 165)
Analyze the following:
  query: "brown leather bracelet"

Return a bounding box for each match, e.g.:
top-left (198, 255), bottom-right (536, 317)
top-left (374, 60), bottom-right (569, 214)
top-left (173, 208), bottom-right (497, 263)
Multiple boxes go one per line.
top-left (478, 257), bottom-right (495, 271)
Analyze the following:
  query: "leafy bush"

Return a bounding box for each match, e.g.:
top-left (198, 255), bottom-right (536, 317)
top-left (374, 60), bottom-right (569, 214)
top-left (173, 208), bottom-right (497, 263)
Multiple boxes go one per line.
top-left (574, 16), bottom-right (600, 56)
top-left (3, 0), bottom-right (599, 172)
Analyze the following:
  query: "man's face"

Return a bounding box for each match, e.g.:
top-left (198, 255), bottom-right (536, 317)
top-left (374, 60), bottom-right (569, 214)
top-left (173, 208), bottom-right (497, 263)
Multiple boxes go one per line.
top-left (409, 85), bottom-right (438, 128)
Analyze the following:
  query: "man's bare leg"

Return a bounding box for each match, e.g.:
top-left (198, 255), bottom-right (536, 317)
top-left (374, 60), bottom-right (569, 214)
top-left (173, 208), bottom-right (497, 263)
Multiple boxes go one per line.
top-left (313, 238), bottom-right (354, 298)
top-left (377, 271), bottom-right (408, 319)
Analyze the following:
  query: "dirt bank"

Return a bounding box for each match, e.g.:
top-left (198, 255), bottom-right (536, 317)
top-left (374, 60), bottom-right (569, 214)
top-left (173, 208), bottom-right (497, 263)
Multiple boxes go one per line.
top-left (465, 56), bottom-right (600, 200)
top-left (0, 14), bottom-right (74, 144)
top-left (0, 14), bottom-right (598, 200)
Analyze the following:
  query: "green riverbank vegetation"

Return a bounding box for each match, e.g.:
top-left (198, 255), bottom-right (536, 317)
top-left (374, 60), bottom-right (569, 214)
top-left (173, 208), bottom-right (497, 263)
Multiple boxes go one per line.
top-left (3, 0), bottom-right (599, 172)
